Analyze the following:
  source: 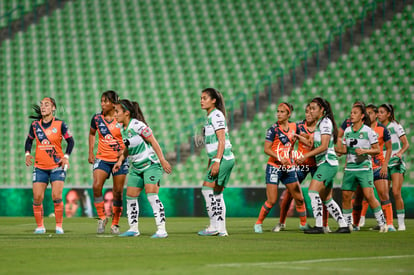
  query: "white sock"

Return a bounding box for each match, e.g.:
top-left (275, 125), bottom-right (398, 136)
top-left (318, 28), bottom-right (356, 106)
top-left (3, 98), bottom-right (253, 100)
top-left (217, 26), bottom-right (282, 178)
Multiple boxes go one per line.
top-left (309, 191), bottom-right (323, 227)
top-left (325, 198), bottom-right (348, 228)
top-left (397, 212), bottom-right (405, 226)
top-left (201, 187), bottom-right (217, 231)
top-left (126, 197), bottom-right (139, 232)
top-left (215, 193), bottom-right (226, 233)
top-left (373, 207), bottom-right (386, 226)
top-left (342, 211), bottom-right (352, 227)
top-left (147, 194), bottom-right (166, 234)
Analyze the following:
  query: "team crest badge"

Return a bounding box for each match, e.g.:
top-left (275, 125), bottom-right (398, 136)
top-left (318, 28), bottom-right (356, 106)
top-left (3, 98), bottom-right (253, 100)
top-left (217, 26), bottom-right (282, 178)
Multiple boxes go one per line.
top-left (52, 127), bottom-right (57, 133)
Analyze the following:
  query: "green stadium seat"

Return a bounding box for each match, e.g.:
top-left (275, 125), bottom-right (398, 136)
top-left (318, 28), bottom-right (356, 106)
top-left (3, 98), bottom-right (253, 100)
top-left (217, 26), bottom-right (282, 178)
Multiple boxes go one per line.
top-left (3, 0), bottom-right (410, 187)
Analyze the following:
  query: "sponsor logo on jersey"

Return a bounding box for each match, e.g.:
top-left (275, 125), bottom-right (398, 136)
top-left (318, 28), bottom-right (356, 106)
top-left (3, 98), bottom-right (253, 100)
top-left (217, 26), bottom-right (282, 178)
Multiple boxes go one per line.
top-left (216, 120), bottom-right (225, 128)
top-left (99, 125), bottom-right (108, 135)
top-left (278, 132), bottom-right (289, 144)
top-left (350, 138), bottom-right (358, 147)
top-left (104, 134), bottom-right (113, 140)
top-left (41, 140), bottom-right (50, 145)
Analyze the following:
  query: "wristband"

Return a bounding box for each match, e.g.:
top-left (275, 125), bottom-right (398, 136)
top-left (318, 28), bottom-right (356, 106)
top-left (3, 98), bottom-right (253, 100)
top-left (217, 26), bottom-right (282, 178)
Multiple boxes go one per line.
top-left (25, 152), bottom-right (30, 157)
top-left (212, 158), bottom-right (221, 164)
top-left (63, 154), bottom-right (70, 159)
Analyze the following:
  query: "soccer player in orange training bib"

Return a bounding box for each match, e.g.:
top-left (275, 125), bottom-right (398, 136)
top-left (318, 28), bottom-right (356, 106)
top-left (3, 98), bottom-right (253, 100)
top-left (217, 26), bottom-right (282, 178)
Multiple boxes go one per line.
top-left (25, 97), bottom-right (75, 234)
top-left (89, 91), bottom-right (127, 234)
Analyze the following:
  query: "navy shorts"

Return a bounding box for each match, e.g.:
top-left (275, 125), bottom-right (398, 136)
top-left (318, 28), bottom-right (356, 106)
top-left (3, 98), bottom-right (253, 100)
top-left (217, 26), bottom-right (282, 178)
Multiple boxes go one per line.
top-left (265, 164), bottom-right (298, 185)
top-left (296, 165), bottom-right (317, 183)
top-left (93, 159), bottom-right (129, 177)
top-left (373, 167), bottom-right (388, 181)
top-left (32, 167), bottom-right (66, 184)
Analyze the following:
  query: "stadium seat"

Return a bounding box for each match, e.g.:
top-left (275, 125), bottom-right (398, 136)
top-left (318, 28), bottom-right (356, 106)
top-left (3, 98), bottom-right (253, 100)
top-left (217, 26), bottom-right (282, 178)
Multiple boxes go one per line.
top-left (1, 0), bottom-right (409, 186)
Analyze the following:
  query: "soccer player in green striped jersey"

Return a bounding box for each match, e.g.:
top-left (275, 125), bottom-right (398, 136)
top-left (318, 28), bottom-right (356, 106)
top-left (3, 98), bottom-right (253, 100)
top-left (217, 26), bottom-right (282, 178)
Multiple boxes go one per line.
top-left (336, 103), bottom-right (387, 232)
top-left (113, 99), bottom-right (172, 238)
top-left (198, 88), bottom-right (235, 237)
top-left (296, 97), bottom-right (349, 234)
top-left (377, 104), bottom-right (410, 231)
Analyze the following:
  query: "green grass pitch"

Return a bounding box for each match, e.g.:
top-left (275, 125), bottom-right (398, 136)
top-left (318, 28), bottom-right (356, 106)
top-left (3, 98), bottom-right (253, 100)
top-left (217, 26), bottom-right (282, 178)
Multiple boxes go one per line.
top-left (1, 217), bottom-right (413, 275)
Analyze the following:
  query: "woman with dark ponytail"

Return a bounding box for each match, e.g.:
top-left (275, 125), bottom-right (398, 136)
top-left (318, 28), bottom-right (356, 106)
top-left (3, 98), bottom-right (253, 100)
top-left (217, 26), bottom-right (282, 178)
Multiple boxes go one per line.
top-left (25, 97), bottom-right (75, 234)
top-left (336, 103), bottom-right (387, 232)
top-left (88, 90), bottom-right (127, 235)
top-left (377, 103), bottom-right (409, 231)
top-left (352, 104), bottom-right (395, 230)
top-left (113, 99), bottom-right (172, 238)
top-left (296, 97), bottom-right (350, 234)
top-left (198, 88), bottom-right (235, 237)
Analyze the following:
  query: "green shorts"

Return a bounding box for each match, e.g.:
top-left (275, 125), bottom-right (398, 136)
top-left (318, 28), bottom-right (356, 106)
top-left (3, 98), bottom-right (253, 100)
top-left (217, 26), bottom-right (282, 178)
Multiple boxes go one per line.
top-left (127, 163), bottom-right (163, 189)
top-left (312, 162), bottom-right (338, 189)
top-left (388, 157), bottom-right (406, 175)
top-left (342, 169), bottom-right (374, 191)
top-left (204, 158), bottom-right (235, 187)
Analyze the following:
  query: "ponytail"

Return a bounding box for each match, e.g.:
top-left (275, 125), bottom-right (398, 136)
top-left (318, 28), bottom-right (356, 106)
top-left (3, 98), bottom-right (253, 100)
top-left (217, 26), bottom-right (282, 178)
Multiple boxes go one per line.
top-left (118, 99), bottom-right (148, 126)
top-left (29, 97), bottom-right (57, 120)
top-left (311, 97), bottom-right (338, 143)
top-left (380, 103), bottom-right (398, 123)
top-left (29, 105), bottom-right (42, 120)
top-left (131, 101), bottom-right (147, 125)
top-left (353, 103), bottom-right (371, 126)
top-left (202, 88), bottom-right (227, 117)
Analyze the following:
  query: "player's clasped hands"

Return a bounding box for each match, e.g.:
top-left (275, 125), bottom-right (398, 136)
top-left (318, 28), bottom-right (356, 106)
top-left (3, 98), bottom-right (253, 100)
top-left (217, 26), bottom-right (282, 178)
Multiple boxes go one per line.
top-left (295, 155), bottom-right (305, 165)
top-left (355, 148), bottom-right (366, 155)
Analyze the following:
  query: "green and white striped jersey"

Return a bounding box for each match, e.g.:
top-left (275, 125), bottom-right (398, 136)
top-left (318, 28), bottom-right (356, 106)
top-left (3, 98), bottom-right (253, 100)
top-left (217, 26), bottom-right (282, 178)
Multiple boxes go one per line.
top-left (314, 117), bottom-right (338, 166)
top-left (120, 118), bottom-right (159, 172)
top-left (386, 121), bottom-right (406, 167)
top-left (343, 124), bottom-right (378, 171)
top-left (203, 109), bottom-right (234, 160)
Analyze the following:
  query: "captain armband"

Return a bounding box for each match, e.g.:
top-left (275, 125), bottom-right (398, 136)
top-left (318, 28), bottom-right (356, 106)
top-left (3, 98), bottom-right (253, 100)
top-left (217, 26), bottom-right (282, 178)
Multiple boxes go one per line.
top-left (142, 127), bottom-right (153, 138)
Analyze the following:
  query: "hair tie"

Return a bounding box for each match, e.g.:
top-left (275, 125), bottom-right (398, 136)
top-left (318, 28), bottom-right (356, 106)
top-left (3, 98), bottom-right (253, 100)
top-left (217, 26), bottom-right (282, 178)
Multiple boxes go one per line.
top-left (385, 103), bottom-right (393, 112)
top-left (121, 102), bottom-right (130, 112)
top-left (43, 97), bottom-right (56, 107)
top-left (279, 103), bottom-right (291, 114)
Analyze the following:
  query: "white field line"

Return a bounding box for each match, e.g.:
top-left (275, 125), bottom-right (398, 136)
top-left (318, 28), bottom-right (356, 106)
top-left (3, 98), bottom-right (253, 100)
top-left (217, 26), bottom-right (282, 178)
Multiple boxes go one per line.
top-left (208, 255), bottom-right (414, 268)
